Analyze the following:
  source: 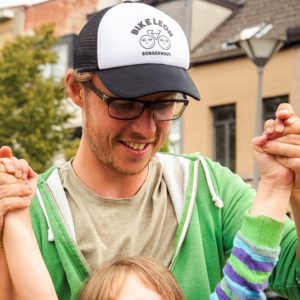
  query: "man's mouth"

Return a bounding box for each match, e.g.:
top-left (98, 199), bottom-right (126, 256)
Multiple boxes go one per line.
top-left (122, 141), bottom-right (148, 151)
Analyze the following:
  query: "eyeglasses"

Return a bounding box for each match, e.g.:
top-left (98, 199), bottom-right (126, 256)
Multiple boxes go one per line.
top-left (85, 80), bottom-right (189, 121)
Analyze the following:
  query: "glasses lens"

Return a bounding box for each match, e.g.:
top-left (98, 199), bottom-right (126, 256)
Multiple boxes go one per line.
top-left (108, 98), bottom-right (187, 121)
top-left (109, 100), bottom-right (144, 119)
top-left (154, 101), bottom-right (186, 120)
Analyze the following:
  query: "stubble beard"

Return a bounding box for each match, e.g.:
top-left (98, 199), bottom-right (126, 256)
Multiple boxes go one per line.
top-left (87, 131), bottom-right (152, 176)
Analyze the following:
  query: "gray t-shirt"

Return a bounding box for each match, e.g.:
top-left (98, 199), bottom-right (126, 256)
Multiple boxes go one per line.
top-left (59, 157), bottom-right (178, 272)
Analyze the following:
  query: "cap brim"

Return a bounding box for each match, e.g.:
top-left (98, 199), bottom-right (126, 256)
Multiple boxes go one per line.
top-left (95, 64), bottom-right (200, 100)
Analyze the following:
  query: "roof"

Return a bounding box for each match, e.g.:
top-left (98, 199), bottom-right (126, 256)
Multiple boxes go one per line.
top-left (204, 0), bottom-right (244, 10)
top-left (0, 0), bottom-right (48, 10)
top-left (191, 0), bottom-right (300, 64)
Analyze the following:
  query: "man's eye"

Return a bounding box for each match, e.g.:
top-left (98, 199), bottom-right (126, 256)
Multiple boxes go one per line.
top-left (155, 102), bottom-right (174, 110)
top-left (112, 101), bottom-right (139, 111)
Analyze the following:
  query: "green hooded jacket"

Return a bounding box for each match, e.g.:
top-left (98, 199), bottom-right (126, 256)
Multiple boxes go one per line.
top-left (30, 153), bottom-right (300, 299)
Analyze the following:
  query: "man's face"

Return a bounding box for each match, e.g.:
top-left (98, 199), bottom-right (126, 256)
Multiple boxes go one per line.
top-left (82, 76), bottom-right (173, 176)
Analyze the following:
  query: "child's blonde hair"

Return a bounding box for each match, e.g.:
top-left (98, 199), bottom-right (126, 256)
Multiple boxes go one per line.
top-left (79, 256), bottom-right (185, 300)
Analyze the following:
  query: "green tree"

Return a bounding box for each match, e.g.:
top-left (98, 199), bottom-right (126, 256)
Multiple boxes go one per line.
top-left (159, 137), bottom-right (170, 152)
top-left (0, 25), bottom-right (72, 173)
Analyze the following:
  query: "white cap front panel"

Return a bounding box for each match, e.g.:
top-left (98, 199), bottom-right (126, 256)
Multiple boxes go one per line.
top-left (97, 3), bottom-right (190, 70)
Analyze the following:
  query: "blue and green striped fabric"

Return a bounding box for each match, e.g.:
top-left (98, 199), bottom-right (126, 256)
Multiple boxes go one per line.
top-left (210, 213), bottom-right (284, 300)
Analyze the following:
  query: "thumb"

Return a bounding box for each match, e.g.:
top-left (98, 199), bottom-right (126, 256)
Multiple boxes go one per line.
top-left (0, 146), bottom-right (13, 158)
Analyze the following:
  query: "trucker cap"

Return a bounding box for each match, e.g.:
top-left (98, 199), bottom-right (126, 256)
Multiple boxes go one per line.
top-left (74, 1), bottom-right (200, 100)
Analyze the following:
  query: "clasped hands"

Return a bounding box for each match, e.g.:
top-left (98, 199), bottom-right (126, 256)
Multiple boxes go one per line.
top-left (0, 147), bottom-right (37, 248)
top-left (253, 103), bottom-right (300, 191)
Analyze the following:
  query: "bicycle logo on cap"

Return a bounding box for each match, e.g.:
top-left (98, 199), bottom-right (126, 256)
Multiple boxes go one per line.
top-left (140, 30), bottom-right (171, 50)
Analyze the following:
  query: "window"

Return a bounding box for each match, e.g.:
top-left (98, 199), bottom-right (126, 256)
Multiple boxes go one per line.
top-left (263, 95), bottom-right (289, 121)
top-left (140, 0), bottom-right (175, 6)
top-left (42, 34), bottom-right (76, 81)
top-left (212, 104), bottom-right (236, 171)
top-left (168, 119), bottom-right (181, 154)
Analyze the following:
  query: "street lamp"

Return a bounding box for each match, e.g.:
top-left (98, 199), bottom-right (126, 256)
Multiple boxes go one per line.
top-left (230, 23), bottom-right (284, 187)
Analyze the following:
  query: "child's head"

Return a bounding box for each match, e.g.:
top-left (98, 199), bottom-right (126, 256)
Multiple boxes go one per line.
top-left (79, 256), bottom-right (185, 300)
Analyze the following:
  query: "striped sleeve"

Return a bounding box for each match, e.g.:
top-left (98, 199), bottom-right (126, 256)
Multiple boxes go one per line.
top-left (210, 212), bottom-right (285, 300)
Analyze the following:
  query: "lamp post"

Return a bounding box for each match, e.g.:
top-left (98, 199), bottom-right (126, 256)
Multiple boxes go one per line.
top-left (231, 24), bottom-right (284, 187)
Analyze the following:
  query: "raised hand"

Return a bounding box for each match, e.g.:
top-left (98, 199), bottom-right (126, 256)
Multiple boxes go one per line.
top-left (252, 104), bottom-right (296, 188)
top-left (0, 154), bottom-right (37, 241)
top-left (256, 103), bottom-right (300, 187)
top-left (250, 103), bottom-right (299, 222)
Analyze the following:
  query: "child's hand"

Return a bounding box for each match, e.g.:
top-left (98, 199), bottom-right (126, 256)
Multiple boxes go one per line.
top-left (257, 104), bottom-right (300, 187)
top-left (252, 103), bottom-right (300, 188)
top-left (0, 156), bottom-right (37, 245)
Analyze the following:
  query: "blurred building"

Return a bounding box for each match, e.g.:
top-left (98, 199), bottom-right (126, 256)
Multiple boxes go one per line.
top-left (185, 0), bottom-right (300, 186)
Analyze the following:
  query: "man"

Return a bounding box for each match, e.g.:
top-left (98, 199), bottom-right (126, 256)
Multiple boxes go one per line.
top-left (0, 2), bottom-right (299, 299)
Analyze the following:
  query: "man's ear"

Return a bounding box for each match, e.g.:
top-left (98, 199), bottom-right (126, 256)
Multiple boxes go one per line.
top-left (65, 69), bottom-right (84, 107)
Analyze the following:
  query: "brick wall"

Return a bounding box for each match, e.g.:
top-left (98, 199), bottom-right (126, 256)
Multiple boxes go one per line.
top-left (24, 0), bottom-right (99, 36)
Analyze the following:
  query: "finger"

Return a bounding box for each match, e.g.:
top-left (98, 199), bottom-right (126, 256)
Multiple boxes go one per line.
top-left (0, 158), bottom-right (17, 175)
top-left (274, 118), bottom-right (285, 133)
top-left (0, 181), bottom-right (32, 198)
top-left (274, 103), bottom-right (300, 133)
top-left (264, 119), bottom-right (276, 135)
top-left (0, 197), bottom-right (30, 215)
top-left (270, 134), bottom-right (300, 146)
top-left (0, 173), bottom-right (21, 185)
top-left (28, 174), bottom-right (38, 193)
top-left (252, 134), bottom-right (268, 146)
top-left (263, 140), bottom-right (300, 158)
top-left (13, 158), bottom-right (31, 180)
top-left (253, 143), bottom-right (265, 154)
top-left (0, 157), bottom-right (30, 180)
top-left (271, 117), bottom-right (300, 135)
top-left (275, 103), bottom-right (294, 120)
top-left (28, 167), bottom-right (37, 180)
top-left (0, 146), bottom-right (13, 159)
top-left (283, 118), bottom-right (300, 138)
top-left (11, 157), bottom-right (25, 179)
top-left (276, 156), bottom-right (300, 173)
top-left (264, 119), bottom-right (285, 140)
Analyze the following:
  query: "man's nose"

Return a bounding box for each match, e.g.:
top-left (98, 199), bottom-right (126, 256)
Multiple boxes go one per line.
top-left (130, 107), bottom-right (157, 137)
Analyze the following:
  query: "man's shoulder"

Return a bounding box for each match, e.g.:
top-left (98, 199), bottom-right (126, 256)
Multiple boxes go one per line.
top-left (38, 161), bottom-right (70, 183)
top-left (155, 152), bottom-right (248, 192)
top-left (154, 152), bottom-right (199, 175)
top-left (154, 152), bottom-right (226, 172)
top-left (38, 166), bottom-right (58, 180)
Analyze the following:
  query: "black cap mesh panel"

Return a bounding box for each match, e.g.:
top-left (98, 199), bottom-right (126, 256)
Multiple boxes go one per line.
top-left (74, 7), bottom-right (111, 71)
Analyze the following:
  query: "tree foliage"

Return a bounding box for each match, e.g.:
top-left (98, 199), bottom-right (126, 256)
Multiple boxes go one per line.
top-left (0, 25), bottom-right (72, 173)
top-left (159, 137), bottom-right (170, 152)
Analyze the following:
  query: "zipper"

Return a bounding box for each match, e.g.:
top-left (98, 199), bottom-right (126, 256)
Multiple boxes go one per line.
top-left (170, 159), bottom-right (199, 269)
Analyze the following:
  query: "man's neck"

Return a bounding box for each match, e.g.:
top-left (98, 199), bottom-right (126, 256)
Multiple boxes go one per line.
top-left (71, 149), bottom-right (149, 199)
